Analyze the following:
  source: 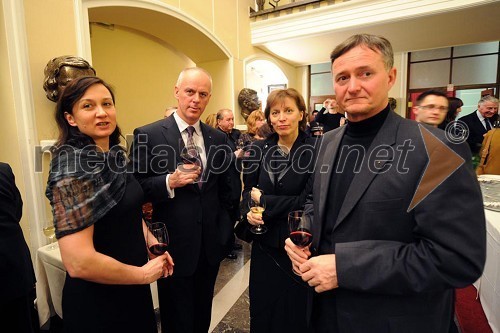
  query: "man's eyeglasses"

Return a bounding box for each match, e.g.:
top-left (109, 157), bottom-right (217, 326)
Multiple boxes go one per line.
top-left (418, 105), bottom-right (448, 112)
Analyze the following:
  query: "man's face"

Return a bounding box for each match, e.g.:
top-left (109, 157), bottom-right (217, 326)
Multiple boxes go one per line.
top-left (218, 110), bottom-right (234, 132)
top-left (331, 45), bottom-right (396, 122)
top-left (414, 95), bottom-right (449, 127)
top-left (174, 70), bottom-right (212, 125)
top-left (478, 101), bottom-right (499, 119)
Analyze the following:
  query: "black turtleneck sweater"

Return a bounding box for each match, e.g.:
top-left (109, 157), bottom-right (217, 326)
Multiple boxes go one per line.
top-left (319, 106), bottom-right (390, 254)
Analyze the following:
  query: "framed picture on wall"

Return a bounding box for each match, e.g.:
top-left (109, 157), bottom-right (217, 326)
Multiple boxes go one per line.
top-left (268, 84), bottom-right (287, 93)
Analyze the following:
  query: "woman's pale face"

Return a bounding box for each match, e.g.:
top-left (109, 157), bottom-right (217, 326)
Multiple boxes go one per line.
top-left (269, 97), bottom-right (303, 139)
top-left (64, 83), bottom-right (117, 151)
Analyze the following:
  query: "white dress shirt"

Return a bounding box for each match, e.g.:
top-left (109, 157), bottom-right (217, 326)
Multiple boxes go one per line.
top-left (165, 113), bottom-right (207, 197)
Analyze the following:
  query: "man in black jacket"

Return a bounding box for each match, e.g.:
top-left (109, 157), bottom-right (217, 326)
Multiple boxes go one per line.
top-left (217, 108), bottom-right (243, 258)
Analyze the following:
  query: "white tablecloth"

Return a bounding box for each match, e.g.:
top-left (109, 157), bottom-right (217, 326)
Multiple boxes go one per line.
top-left (35, 244), bottom-right (159, 328)
top-left (478, 209), bottom-right (500, 333)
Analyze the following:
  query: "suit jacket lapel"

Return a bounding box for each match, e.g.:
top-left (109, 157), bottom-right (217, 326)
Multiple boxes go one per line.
top-left (200, 123), bottom-right (214, 191)
top-left (161, 116), bottom-right (183, 168)
top-left (333, 111), bottom-right (399, 232)
top-left (314, 127), bottom-right (345, 246)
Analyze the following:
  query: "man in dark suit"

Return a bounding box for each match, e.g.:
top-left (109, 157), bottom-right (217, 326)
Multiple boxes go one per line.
top-left (131, 67), bottom-right (233, 333)
top-left (216, 108), bottom-right (243, 259)
top-left (0, 162), bottom-right (36, 332)
top-left (459, 95), bottom-right (499, 154)
top-left (285, 34), bottom-right (486, 333)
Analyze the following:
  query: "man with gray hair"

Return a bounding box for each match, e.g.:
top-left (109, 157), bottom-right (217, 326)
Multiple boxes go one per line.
top-left (285, 34), bottom-right (485, 333)
top-left (131, 67), bottom-right (234, 333)
top-left (460, 95), bottom-right (499, 154)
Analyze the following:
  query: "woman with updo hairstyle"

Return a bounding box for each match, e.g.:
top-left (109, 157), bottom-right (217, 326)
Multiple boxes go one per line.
top-left (46, 76), bottom-right (173, 332)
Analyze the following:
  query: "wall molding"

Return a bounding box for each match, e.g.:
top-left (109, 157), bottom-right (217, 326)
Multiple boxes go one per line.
top-left (3, 0), bottom-right (46, 253)
top-left (251, 0), bottom-right (497, 45)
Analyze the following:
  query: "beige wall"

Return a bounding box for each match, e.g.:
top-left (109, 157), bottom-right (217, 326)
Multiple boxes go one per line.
top-left (90, 24), bottom-right (194, 138)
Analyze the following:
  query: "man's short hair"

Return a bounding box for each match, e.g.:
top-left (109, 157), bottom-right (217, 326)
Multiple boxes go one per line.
top-left (216, 108), bottom-right (233, 120)
top-left (478, 95), bottom-right (499, 106)
top-left (330, 34), bottom-right (394, 71)
top-left (415, 90), bottom-right (448, 105)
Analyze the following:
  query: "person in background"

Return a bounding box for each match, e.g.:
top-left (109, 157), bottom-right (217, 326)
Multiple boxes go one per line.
top-left (255, 122), bottom-right (272, 140)
top-left (241, 88), bottom-right (316, 333)
top-left (314, 97), bottom-right (345, 133)
top-left (165, 106), bottom-right (177, 118)
top-left (413, 89), bottom-right (449, 127)
top-left (477, 115), bottom-right (500, 175)
top-left (240, 110), bottom-right (266, 146)
top-left (305, 109), bottom-right (322, 137)
top-left (131, 67), bottom-right (234, 333)
top-left (285, 33), bottom-right (485, 333)
top-left (45, 76), bottom-right (173, 332)
top-left (459, 95), bottom-right (499, 155)
top-left (0, 162), bottom-right (36, 333)
top-left (439, 97), bottom-right (463, 130)
top-left (205, 113), bottom-right (218, 128)
top-left (217, 108), bottom-right (244, 259)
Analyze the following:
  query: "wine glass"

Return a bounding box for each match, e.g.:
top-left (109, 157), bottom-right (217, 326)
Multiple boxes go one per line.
top-left (179, 140), bottom-right (202, 181)
top-left (288, 210), bottom-right (312, 247)
top-left (147, 222), bottom-right (169, 256)
top-left (248, 189), bottom-right (267, 234)
top-left (288, 210), bottom-right (312, 275)
top-left (43, 219), bottom-right (57, 250)
top-left (236, 138), bottom-right (244, 150)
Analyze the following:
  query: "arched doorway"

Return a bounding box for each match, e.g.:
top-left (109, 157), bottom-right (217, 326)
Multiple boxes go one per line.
top-left (245, 58), bottom-right (288, 112)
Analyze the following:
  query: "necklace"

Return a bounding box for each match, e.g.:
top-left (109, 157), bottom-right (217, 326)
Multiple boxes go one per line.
top-left (277, 145), bottom-right (290, 157)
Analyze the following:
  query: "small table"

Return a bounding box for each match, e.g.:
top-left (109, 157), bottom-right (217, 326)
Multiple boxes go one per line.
top-left (35, 244), bottom-right (159, 328)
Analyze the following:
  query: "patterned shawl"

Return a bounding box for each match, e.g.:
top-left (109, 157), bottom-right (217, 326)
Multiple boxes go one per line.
top-left (45, 146), bottom-right (127, 239)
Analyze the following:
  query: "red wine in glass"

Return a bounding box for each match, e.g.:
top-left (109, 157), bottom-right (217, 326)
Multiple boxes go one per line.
top-left (149, 243), bottom-right (169, 255)
top-left (147, 222), bottom-right (169, 255)
top-left (288, 210), bottom-right (312, 247)
top-left (290, 228), bottom-right (312, 247)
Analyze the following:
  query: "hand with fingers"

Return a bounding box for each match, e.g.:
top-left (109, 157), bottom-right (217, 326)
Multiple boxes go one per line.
top-left (299, 254), bottom-right (338, 293)
top-left (142, 252), bottom-right (174, 283)
top-left (168, 165), bottom-right (201, 188)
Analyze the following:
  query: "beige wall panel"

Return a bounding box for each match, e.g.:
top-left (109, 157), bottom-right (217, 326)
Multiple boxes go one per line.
top-left (90, 24), bottom-right (193, 139)
top-left (213, 0), bottom-right (238, 57)
top-left (236, 0), bottom-right (255, 59)
top-left (180, 0), bottom-right (213, 32)
top-left (198, 59), bottom-right (232, 122)
top-left (24, 0), bottom-right (79, 143)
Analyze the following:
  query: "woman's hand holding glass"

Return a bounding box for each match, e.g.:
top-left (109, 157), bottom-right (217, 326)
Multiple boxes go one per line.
top-left (145, 222), bottom-right (174, 280)
top-left (247, 188), bottom-right (267, 234)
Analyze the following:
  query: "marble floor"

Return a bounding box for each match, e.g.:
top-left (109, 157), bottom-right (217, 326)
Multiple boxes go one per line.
top-left (210, 241), bottom-right (252, 333)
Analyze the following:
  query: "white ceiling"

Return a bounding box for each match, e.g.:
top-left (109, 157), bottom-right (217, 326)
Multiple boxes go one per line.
top-left (252, 0), bottom-right (500, 66)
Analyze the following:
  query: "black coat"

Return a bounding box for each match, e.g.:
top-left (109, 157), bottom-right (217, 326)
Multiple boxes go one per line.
top-left (0, 163), bottom-right (35, 303)
top-left (130, 116), bottom-right (234, 276)
top-left (460, 111), bottom-right (497, 154)
top-left (241, 131), bottom-right (318, 247)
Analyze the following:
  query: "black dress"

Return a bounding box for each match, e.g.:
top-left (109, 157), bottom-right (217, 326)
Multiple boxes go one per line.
top-left (241, 132), bottom-right (316, 333)
top-left (62, 173), bottom-right (156, 333)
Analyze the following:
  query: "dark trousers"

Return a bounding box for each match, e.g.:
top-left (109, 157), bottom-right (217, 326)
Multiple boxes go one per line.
top-left (158, 249), bottom-right (220, 333)
top-left (0, 292), bottom-right (35, 333)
